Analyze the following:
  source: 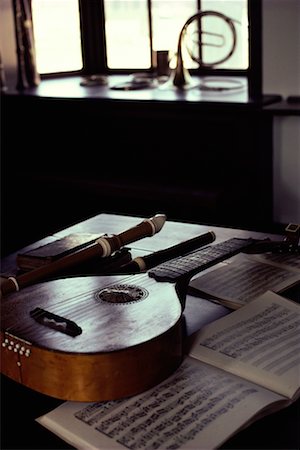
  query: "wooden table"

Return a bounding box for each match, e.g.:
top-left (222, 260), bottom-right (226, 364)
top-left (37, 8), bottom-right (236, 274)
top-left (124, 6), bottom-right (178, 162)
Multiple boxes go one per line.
top-left (1, 213), bottom-right (299, 449)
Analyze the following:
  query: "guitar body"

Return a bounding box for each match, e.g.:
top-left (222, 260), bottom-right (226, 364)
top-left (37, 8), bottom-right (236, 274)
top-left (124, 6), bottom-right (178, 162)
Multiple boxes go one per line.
top-left (1, 273), bottom-right (184, 401)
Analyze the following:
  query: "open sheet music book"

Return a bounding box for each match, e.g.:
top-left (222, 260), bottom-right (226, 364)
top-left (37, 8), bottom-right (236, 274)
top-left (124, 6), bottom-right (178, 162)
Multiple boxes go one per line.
top-left (189, 252), bottom-right (300, 309)
top-left (36, 291), bottom-right (300, 450)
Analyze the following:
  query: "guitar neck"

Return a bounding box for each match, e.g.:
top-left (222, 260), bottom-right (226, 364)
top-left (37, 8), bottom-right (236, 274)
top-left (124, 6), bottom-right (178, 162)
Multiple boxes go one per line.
top-left (148, 238), bottom-right (255, 283)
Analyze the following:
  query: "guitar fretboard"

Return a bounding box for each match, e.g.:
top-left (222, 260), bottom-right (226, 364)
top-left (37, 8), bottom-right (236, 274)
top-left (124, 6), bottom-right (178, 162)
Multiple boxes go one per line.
top-left (148, 237), bottom-right (255, 282)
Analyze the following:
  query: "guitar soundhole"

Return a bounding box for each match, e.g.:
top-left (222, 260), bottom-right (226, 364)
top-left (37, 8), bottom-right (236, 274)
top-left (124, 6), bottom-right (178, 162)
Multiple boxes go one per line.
top-left (97, 284), bottom-right (148, 304)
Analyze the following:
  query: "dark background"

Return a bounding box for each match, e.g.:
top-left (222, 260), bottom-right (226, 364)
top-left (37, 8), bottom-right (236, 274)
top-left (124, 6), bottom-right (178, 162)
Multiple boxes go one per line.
top-left (1, 90), bottom-right (277, 257)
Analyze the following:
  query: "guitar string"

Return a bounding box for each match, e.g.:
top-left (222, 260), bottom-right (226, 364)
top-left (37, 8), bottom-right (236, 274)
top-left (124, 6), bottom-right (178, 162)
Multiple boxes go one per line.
top-left (5, 280), bottom-right (156, 341)
top-left (4, 284), bottom-right (117, 336)
top-left (4, 273), bottom-right (152, 335)
top-left (65, 272), bottom-right (153, 320)
top-left (3, 283), bottom-right (99, 336)
top-left (5, 277), bottom-right (122, 334)
top-left (6, 274), bottom-right (139, 334)
top-left (4, 274), bottom-right (182, 355)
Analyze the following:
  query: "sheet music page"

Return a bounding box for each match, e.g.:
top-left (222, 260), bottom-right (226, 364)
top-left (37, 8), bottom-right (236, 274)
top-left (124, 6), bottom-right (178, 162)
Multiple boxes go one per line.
top-left (189, 253), bottom-right (300, 309)
top-left (37, 357), bottom-right (286, 450)
top-left (250, 251), bottom-right (300, 271)
top-left (189, 291), bottom-right (300, 400)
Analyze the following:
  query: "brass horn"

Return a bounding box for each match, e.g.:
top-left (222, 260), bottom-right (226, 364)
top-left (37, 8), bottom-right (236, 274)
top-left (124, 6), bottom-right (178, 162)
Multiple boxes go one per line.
top-left (173, 10), bottom-right (237, 88)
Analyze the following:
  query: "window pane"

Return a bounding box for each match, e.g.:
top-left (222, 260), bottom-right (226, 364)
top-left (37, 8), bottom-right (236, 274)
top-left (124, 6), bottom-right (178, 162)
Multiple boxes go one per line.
top-left (201, 0), bottom-right (248, 69)
top-left (31, 0), bottom-right (82, 74)
top-left (151, 0), bottom-right (197, 52)
top-left (104, 0), bottom-right (151, 69)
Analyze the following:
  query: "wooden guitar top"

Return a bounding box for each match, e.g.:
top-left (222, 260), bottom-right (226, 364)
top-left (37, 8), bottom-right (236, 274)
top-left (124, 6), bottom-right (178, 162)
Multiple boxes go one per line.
top-left (1, 274), bottom-right (184, 401)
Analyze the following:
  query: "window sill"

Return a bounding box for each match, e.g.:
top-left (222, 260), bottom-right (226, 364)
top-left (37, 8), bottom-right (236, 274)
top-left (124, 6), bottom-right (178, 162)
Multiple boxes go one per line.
top-left (2, 74), bottom-right (282, 109)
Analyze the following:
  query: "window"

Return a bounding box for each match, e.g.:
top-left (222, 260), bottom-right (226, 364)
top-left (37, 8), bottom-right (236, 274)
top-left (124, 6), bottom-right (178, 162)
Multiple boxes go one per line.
top-left (31, 0), bottom-right (82, 74)
top-left (104, 0), bottom-right (248, 71)
top-left (104, 1), bottom-right (150, 69)
top-left (31, 0), bottom-right (262, 95)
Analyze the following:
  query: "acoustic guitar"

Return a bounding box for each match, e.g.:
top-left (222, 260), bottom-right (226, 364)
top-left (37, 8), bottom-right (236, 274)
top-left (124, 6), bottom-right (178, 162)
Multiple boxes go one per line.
top-left (1, 272), bottom-right (185, 402)
top-left (1, 236), bottom-right (255, 402)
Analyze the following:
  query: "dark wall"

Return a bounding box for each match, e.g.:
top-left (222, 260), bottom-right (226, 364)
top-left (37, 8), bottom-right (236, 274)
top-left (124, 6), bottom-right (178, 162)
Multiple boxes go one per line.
top-left (1, 93), bottom-right (274, 255)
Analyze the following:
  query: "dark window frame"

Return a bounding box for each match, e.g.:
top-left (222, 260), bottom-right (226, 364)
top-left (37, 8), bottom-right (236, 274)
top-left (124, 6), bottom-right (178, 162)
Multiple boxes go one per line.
top-left (43, 0), bottom-right (262, 98)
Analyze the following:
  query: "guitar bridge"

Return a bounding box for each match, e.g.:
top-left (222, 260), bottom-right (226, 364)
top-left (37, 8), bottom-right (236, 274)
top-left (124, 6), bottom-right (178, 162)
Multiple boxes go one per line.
top-left (30, 307), bottom-right (82, 337)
